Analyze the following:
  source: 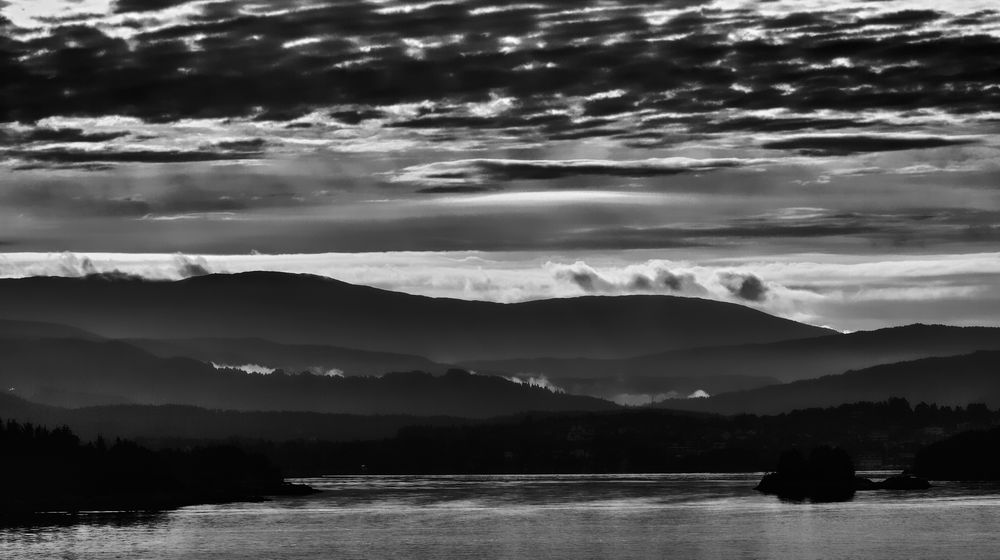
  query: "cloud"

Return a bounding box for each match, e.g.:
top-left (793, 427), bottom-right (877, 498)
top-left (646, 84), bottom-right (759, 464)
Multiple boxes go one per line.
top-left (8, 146), bottom-right (266, 167)
top-left (173, 254), bottom-right (211, 277)
top-left (550, 261), bottom-right (709, 297)
top-left (503, 374), bottom-right (564, 393)
top-left (694, 115), bottom-right (877, 134)
top-left (3, 0), bottom-right (994, 145)
top-left (720, 272), bottom-right (769, 302)
top-left (415, 185), bottom-right (501, 194)
top-left (0, 252), bottom-right (217, 280)
top-left (114, 0), bottom-right (194, 13)
top-left (9, 128), bottom-right (131, 144)
top-left (212, 362), bottom-right (276, 375)
top-left (559, 208), bottom-right (1000, 250)
top-left (4, 251), bottom-right (1000, 331)
top-left (392, 157), bottom-right (764, 186)
top-left (761, 135), bottom-right (980, 156)
top-left (867, 10), bottom-right (943, 27)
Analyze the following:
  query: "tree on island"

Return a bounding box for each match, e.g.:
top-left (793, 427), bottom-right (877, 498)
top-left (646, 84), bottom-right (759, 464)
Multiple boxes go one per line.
top-left (756, 446), bottom-right (857, 501)
top-left (0, 418), bottom-right (312, 520)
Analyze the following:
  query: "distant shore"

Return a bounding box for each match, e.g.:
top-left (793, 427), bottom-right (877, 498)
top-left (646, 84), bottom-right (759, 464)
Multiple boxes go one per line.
top-left (1, 481), bottom-right (317, 524)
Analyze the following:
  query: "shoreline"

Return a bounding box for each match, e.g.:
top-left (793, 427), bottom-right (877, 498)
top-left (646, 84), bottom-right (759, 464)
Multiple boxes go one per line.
top-left (0, 481), bottom-right (317, 525)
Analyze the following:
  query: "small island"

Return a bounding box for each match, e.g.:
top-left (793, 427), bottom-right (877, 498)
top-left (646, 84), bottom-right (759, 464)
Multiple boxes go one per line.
top-left (0, 418), bottom-right (315, 522)
top-left (756, 446), bottom-right (930, 501)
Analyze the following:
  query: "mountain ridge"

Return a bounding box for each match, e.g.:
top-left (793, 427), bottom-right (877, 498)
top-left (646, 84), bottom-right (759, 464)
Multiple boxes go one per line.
top-left (464, 324), bottom-right (1000, 383)
top-left (0, 271), bottom-right (835, 361)
top-left (659, 351), bottom-right (1000, 415)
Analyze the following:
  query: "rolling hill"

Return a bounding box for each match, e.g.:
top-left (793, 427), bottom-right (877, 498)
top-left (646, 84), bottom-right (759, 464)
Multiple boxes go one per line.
top-left (126, 337), bottom-right (451, 377)
top-left (464, 324), bottom-right (1000, 386)
top-left (0, 337), bottom-right (618, 416)
top-left (0, 272), bottom-right (834, 362)
top-left (0, 393), bottom-right (471, 442)
top-left (659, 351), bottom-right (1000, 415)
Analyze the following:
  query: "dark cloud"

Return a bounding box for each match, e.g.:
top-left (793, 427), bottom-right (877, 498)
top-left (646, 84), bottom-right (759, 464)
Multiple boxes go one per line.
top-left (627, 270), bottom-right (701, 292)
top-left (9, 145), bottom-right (265, 167)
top-left (394, 157), bottom-right (761, 186)
top-left (552, 262), bottom-right (708, 296)
top-left (564, 270), bottom-right (603, 292)
top-left (694, 116), bottom-right (876, 134)
top-left (0, 172), bottom-right (313, 218)
top-left (11, 162), bottom-right (117, 172)
top-left (14, 128), bottom-right (130, 144)
top-left (721, 273), bottom-right (769, 302)
top-left (659, 271), bottom-right (690, 291)
top-left (2, 185), bottom-right (153, 217)
top-left (174, 255), bottom-right (211, 277)
top-left (761, 135), bottom-right (979, 156)
top-left (867, 10), bottom-right (943, 27)
top-left (1, 0), bottom-right (997, 139)
top-left (113, 0), bottom-right (192, 13)
top-left (550, 208), bottom-right (1000, 251)
top-left (211, 138), bottom-right (269, 152)
top-left (416, 186), bottom-right (501, 194)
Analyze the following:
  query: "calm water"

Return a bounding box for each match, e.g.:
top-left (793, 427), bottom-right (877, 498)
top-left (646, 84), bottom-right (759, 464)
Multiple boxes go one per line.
top-left (4, 473), bottom-right (1000, 559)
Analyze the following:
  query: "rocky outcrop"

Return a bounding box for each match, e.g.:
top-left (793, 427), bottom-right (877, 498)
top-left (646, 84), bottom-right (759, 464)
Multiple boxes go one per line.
top-left (756, 447), bottom-right (931, 501)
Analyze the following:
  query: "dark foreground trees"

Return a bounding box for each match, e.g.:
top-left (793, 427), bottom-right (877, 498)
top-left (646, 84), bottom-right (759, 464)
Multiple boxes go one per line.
top-left (755, 447), bottom-right (858, 501)
top-left (0, 419), bottom-right (311, 520)
top-left (914, 426), bottom-right (1000, 480)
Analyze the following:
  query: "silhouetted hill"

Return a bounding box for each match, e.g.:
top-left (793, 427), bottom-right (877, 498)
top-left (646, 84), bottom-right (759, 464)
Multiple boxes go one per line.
top-left (0, 319), bottom-right (104, 341)
top-left (0, 418), bottom-right (309, 517)
top-left (914, 426), bottom-right (1000, 481)
top-left (231, 399), bottom-right (1000, 476)
top-left (509, 374), bottom-right (780, 405)
top-left (126, 337), bottom-right (451, 377)
top-left (127, 337), bottom-right (779, 402)
top-left (3, 394), bottom-right (996, 476)
top-left (463, 324), bottom-right (1000, 395)
top-left (660, 351), bottom-right (1000, 415)
top-left (0, 337), bottom-right (617, 416)
top-left (0, 393), bottom-right (469, 442)
top-left (0, 272), bottom-right (834, 361)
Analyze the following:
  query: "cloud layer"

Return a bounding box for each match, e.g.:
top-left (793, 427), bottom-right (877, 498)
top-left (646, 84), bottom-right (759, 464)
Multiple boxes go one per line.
top-left (0, 0), bottom-right (998, 331)
top-left (2, 0), bottom-right (998, 167)
top-left (4, 250), bottom-right (1000, 332)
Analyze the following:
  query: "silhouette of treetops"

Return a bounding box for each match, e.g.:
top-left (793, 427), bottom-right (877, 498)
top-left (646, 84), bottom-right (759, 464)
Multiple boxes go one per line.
top-left (915, 426), bottom-right (1000, 481)
top-left (756, 446), bottom-right (930, 501)
top-left (3, 397), bottom-right (997, 478)
top-left (0, 418), bottom-right (312, 519)
top-left (203, 399), bottom-right (998, 477)
top-left (756, 446), bottom-right (858, 501)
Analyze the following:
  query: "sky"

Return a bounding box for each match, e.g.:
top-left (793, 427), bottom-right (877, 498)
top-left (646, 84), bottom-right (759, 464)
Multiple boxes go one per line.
top-left (1, 0), bottom-right (999, 331)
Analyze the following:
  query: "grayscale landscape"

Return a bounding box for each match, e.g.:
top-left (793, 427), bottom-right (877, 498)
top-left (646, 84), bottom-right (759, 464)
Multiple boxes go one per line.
top-left (1, 0), bottom-right (999, 558)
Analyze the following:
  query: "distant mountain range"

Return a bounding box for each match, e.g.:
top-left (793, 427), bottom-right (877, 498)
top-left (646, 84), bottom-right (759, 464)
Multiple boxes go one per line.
top-left (661, 351), bottom-right (1000, 415)
top-left (1, 274), bottom-right (999, 418)
top-left (127, 337), bottom-right (452, 377)
top-left (0, 336), bottom-right (617, 416)
top-left (0, 393), bottom-right (470, 442)
top-left (0, 318), bottom-right (104, 341)
top-left (0, 272), bottom-right (833, 362)
top-left (464, 325), bottom-right (1000, 397)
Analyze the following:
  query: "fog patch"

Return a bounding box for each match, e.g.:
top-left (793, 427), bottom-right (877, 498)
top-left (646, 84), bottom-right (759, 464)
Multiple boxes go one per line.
top-left (504, 374), bottom-right (564, 393)
top-left (613, 389), bottom-right (711, 406)
top-left (212, 362), bottom-right (276, 375)
top-left (306, 366), bottom-right (346, 378)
